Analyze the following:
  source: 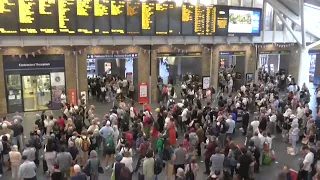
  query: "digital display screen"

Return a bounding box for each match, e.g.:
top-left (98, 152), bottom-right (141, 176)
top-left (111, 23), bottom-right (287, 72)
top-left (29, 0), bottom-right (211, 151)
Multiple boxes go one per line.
top-left (205, 6), bottom-right (216, 35)
top-left (94, 0), bottom-right (110, 34)
top-left (110, 0), bottom-right (125, 34)
top-left (141, 2), bottom-right (155, 35)
top-left (76, 0), bottom-right (94, 34)
top-left (126, 1), bottom-right (141, 35)
top-left (155, 3), bottom-right (169, 35)
top-left (38, 0), bottom-right (58, 34)
top-left (193, 5), bottom-right (205, 36)
top-left (19, 0), bottom-right (38, 34)
top-left (215, 5), bottom-right (228, 36)
top-left (168, 2), bottom-right (181, 35)
top-left (228, 8), bottom-right (261, 34)
top-left (58, 0), bottom-right (76, 34)
top-left (0, 0), bottom-right (19, 34)
top-left (181, 3), bottom-right (194, 35)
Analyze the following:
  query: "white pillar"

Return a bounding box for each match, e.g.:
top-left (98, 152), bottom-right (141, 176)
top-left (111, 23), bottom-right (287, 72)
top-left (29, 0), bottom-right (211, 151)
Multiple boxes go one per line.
top-left (297, 47), bottom-right (310, 87)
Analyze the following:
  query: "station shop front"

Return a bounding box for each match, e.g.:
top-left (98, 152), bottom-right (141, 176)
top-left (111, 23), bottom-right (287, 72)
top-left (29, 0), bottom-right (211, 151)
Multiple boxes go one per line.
top-left (0, 44), bottom-right (303, 114)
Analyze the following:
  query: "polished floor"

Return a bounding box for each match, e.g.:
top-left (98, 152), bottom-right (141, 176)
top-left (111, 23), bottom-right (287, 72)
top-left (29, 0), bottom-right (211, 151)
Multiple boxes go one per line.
top-left (2, 83), bottom-right (319, 180)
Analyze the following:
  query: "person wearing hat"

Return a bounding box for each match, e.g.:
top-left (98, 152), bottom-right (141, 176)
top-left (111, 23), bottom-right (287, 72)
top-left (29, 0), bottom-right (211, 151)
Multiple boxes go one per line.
top-left (18, 155), bottom-right (37, 180)
top-left (113, 154), bottom-right (124, 180)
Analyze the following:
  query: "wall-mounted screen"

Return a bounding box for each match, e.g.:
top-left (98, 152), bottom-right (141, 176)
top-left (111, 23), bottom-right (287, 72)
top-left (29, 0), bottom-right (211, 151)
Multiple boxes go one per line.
top-left (228, 8), bottom-right (261, 35)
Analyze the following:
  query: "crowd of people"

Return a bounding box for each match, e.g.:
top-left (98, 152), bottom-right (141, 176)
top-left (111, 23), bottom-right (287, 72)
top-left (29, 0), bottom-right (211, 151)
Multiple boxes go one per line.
top-left (0, 69), bottom-right (320, 180)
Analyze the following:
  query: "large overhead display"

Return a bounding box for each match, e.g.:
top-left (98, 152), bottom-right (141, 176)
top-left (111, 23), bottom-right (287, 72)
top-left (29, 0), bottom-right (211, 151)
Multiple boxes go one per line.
top-left (0, 1), bottom-right (262, 36)
top-left (228, 8), bottom-right (261, 35)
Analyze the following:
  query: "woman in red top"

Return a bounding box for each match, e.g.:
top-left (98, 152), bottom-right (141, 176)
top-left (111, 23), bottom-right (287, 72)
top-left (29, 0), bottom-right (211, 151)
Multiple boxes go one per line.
top-left (167, 119), bottom-right (177, 146)
top-left (150, 122), bottom-right (160, 151)
top-left (57, 116), bottom-right (65, 132)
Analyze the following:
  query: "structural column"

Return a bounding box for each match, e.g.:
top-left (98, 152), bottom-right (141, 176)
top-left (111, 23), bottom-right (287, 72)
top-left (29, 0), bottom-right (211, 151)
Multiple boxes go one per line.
top-left (297, 47), bottom-right (310, 87)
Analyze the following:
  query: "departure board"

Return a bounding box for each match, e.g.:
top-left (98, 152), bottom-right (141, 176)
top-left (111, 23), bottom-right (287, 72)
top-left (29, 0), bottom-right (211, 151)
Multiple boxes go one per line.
top-left (110, 0), bottom-right (125, 34)
top-left (94, 0), bottom-right (110, 34)
top-left (0, 0), bottom-right (19, 34)
top-left (215, 6), bottom-right (228, 36)
top-left (126, 1), bottom-right (141, 35)
top-left (155, 3), bottom-right (169, 35)
top-left (76, 0), bottom-right (94, 34)
top-left (168, 2), bottom-right (181, 35)
top-left (194, 5), bottom-right (205, 35)
top-left (205, 6), bottom-right (216, 35)
top-left (38, 0), bottom-right (58, 34)
top-left (19, 0), bottom-right (38, 34)
top-left (141, 2), bottom-right (155, 35)
top-left (181, 3), bottom-right (194, 35)
top-left (58, 0), bottom-right (76, 34)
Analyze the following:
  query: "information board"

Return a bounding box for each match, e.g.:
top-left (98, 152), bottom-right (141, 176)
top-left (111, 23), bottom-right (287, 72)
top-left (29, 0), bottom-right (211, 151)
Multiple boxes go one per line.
top-left (126, 1), bottom-right (141, 35)
top-left (194, 5), bottom-right (205, 36)
top-left (215, 5), bottom-right (228, 36)
top-left (181, 3), bottom-right (194, 35)
top-left (110, 0), bottom-right (125, 35)
top-left (141, 2), bottom-right (155, 35)
top-left (39, 0), bottom-right (58, 34)
top-left (168, 2), bottom-right (181, 35)
top-left (58, 0), bottom-right (76, 34)
top-left (0, 1), bottom-right (262, 36)
top-left (94, 0), bottom-right (110, 35)
top-left (19, 0), bottom-right (38, 34)
top-left (205, 6), bottom-right (216, 35)
top-left (155, 2), bottom-right (169, 35)
top-left (0, 0), bottom-right (19, 34)
top-left (76, 0), bottom-right (94, 34)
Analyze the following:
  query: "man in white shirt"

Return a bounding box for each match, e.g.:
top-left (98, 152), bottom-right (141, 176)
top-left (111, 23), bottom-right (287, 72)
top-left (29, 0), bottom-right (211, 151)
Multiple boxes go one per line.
top-left (301, 146), bottom-right (314, 179)
top-left (297, 104), bottom-right (305, 120)
top-left (250, 117), bottom-right (260, 133)
top-left (181, 108), bottom-right (189, 123)
top-left (226, 115), bottom-right (235, 140)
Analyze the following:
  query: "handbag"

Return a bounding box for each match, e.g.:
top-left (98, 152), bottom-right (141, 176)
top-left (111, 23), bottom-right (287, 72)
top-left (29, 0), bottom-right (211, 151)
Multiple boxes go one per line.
top-left (82, 161), bottom-right (91, 176)
top-left (98, 160), bottom-right (104, 174)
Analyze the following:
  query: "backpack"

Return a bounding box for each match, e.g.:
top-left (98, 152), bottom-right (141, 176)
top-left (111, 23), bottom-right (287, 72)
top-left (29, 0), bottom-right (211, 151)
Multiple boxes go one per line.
top-left (125, 133), bottom-right (133, 148)
top-left (122, 115), bottom-right (130, 132)
top-left (119, 166), bottom-right (131, 180)
top-left (81, 137), bottom-right (90, 152)
top-left (33, 136), bottom-right (42, 150)
top-left (189, 133), bottom-right (199, 147)
top-left (157, 138), bottom-right (165, 152)
top-left (105, 136), bottom-right (115, 152)
top-left (154, 157), bottom-right (162, 175)
top-left (185, 163), bottom-right (195, 180)
top-left (222, 120), bottom-right (229, 133)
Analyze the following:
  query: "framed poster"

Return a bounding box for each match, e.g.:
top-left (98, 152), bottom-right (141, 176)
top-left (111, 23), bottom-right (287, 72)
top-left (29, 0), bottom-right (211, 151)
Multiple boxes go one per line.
top-left (139, 82), bottom-right (148, 104)
top-left (104, 62), bottom-right (112, 74)
top-left (202, 76), bottom-right (210, 90)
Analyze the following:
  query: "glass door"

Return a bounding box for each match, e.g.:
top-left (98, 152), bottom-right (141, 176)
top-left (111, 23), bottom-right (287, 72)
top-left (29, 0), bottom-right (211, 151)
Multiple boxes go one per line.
top-left (6, 74), bottom-right (23, 113)
top-left (22, 75), bottom-right (51, 111)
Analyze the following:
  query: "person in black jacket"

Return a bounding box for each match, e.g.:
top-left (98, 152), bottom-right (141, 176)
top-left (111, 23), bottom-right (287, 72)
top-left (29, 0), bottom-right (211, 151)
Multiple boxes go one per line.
top-left (242, 111), bottom-right (250, 136)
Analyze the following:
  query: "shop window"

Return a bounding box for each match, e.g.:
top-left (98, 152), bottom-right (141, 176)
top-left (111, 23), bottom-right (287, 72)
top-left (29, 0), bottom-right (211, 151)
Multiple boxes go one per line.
top-left (243, 0), bottom-right (253, 7)
top-left (6, 74), bottom-right (23, 112)
top-left (50, 72), bottom-right (66, 109)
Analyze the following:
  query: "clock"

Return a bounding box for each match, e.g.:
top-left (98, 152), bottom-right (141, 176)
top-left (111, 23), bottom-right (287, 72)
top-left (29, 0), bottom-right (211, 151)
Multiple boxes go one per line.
top-left (55, 76), bottom-right (60, 82)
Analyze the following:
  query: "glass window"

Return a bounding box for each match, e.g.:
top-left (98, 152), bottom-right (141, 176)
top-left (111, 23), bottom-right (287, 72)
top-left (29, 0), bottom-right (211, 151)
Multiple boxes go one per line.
top-left (265, 3), bottom-right (273, 31)
top-left (50, 72), bottom-right (66, 109)
top-left (231, 0), bottom-right (240, 6)
top-left (6, 74), bottom-right (23, 113)
top-left (243, 0), bottom-right (253, 7)
top-left (255, 0), bottom-right (263, 8)
top-left (217, 0), bottom-right (228, 5)
top-left (200, 0), bottom-right (212, 5)
top-left (275, 15), bottom-right (283, 31)
top-left (304, 5), bottom-right (320, 37)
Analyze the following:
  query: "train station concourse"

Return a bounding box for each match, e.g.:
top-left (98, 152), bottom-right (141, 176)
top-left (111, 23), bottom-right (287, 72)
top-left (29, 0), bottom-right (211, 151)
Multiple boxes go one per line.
top-left (1, 0), bottom-right (320, 180)
top-left (0, 0), bottom-right (318, 114)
